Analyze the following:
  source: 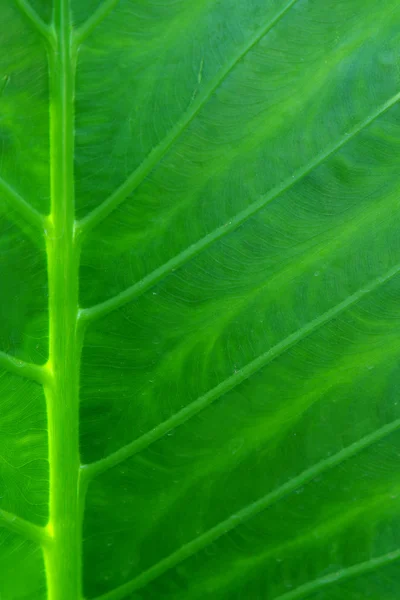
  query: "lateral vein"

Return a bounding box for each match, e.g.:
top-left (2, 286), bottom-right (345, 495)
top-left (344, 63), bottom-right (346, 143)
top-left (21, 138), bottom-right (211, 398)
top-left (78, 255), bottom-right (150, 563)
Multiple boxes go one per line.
top-left (75, 0), bottom-right (121, 45)
top-left (0, 176), bottom-right (44, 231)
top-left (91, 417), bottom-right (400, 600)
top-left (0, 508), bottom-right (49, 546)
top-left (0, 351), bottom-right (49, 385)
top-left (80, 89), bottom-right (400, 324)
top-left (14, 0), bottom-right (53, 42)
top-left (76, 0), bottom-right (301, 236)
top-left (82, 259), bottom-right (400, 481)
top-left (273, 548), bottom-right (400, 600)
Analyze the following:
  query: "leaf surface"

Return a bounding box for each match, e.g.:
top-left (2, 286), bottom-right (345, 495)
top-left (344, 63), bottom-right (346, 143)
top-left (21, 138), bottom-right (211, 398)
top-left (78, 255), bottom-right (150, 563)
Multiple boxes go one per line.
top-left (2, 1), bottom-right (400, 599)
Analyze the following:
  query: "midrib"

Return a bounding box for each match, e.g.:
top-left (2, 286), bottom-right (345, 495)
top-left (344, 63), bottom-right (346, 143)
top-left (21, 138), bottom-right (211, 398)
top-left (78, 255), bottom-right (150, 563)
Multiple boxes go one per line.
top-left (44, 0), bottom-right (82, 598)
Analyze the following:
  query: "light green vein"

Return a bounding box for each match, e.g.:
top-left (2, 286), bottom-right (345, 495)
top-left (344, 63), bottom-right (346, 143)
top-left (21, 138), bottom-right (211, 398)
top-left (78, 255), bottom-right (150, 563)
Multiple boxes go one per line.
top-left (182, 488), bottom-right (400, 600)
top-left (0, 351), bottom-right (49, 385)
top-left (76, 0), bottom-right (301, 237)
top-left (43, 1), bottom-right (82, 598)
top-left (14, 0), bottom-right (54, 43)
top-left (273, 548), bottom-right (400, 600)
top-left (91, 417), bottom-right (400, 600)
top-left (74, 0), bottom-right (122, 45)
top-left (82, 259), bottom-right (400, 481)
top-left (0, 508), bottom-right (50, 546)
top-left (0, 176), bottom-right (44, 231)
top-left (79, 89), bottom-right (400, 324)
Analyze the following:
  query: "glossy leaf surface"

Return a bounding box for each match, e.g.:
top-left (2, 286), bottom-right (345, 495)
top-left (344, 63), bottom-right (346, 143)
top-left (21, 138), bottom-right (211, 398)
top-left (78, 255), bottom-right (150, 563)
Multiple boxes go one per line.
top-left (2, 1), bottom-right (400, 599)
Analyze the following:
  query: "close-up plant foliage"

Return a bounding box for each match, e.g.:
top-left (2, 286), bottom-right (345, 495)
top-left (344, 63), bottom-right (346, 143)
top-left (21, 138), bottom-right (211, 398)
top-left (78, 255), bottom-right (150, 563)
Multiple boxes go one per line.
top-left (1, 0), bottom-right (400, 598)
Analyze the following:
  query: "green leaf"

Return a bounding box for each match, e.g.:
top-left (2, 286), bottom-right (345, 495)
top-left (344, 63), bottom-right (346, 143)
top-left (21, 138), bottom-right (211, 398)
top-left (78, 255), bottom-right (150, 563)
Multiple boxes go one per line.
top-left (2, 1), bottom-right (400, 599)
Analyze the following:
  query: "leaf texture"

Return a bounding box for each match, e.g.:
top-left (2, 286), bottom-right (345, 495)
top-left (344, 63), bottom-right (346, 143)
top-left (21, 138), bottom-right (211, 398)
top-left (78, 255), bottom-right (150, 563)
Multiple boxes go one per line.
top-left (2, 1), bottom-right (400, 599)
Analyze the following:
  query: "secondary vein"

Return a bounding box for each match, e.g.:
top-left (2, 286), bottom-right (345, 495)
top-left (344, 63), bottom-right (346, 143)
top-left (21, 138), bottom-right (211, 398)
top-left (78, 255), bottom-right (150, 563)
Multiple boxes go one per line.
top-left (79, 88), bottom-right (400, 324)
top-left (76, 0), bottom-right (301, 236)
top-left (14, 0), bottom-right (54, 43)
top-left (74, 0), bottom-right (122, 45)
top-left (91, 417), bottom-right (400, 600)
top-left (273, 548), bottom-right (400, 600)
top-left (0, 351), bottom-right (49, 385)
top-left (0, 176), bottom-right (44, 231)
top-left (0, 508), bottom-right (50, 546)
top-left (82, 259), bottom-right (400, 481)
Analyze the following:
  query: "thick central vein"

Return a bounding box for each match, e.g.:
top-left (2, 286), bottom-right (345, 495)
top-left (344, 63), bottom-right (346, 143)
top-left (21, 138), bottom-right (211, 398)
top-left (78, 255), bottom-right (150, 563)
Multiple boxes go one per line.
top-left (43, 2), bottom-right (82, 599)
